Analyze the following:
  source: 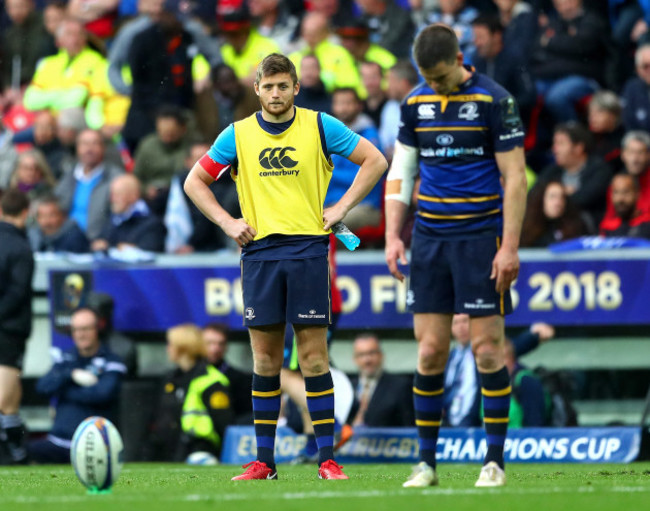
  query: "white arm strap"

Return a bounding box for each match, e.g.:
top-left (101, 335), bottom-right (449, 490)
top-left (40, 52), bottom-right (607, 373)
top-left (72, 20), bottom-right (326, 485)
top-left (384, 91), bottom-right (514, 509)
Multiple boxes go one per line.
top-left (385, 141), bottom-right (418, 205)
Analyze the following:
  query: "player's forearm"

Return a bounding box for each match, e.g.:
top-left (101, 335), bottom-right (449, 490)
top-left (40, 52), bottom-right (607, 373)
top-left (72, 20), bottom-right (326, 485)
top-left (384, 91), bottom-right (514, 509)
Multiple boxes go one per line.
top-left (336, 150), bottom-right (387, 214)
top-left (501, 167), bottom-right (527, 250)
top-left (184, 168), bottom-right (235, 229)
top-left (384, 199), bottom-right (409, 241)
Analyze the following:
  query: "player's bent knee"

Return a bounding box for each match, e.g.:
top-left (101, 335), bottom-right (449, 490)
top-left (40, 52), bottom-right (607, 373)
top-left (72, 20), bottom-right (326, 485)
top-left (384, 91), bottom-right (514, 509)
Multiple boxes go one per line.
top-left (253, 351), bottom-right (283, 376)
top-left (417, 342), bottom-right (449, 374)
top-left (473, 341), bottom-right (503, 372)
top-left (297, 352), bottom-right (329, 376)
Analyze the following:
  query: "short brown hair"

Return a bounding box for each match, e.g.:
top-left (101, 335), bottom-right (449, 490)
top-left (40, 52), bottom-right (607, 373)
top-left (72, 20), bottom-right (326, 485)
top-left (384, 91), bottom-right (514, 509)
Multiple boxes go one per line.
top-left (0, 189), bottom-right (29, 217)
top-left (255, 53), bottom-right (298, 86)
top-left (413, 24), bottom-right (459, 69)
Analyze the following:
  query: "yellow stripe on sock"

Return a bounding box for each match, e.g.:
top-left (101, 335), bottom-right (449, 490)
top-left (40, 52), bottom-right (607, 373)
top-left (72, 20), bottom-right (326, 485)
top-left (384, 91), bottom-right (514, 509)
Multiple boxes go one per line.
top-left (415, 420), bottom-right (441, 427)
top-left (306, 389), bottom-right (334, 397)
top-left (481, 386), bottom-right (512, 397)
top-left (254, 419), bottom-right (278, 425)
top-left (483, 417), bottom-right (510, 424)
top-left (252, 389), bottom-right (282, 397)
top-left (413, 387), bottom-right (444, 396)
top-left (312, 418), bottom-right (336, 425)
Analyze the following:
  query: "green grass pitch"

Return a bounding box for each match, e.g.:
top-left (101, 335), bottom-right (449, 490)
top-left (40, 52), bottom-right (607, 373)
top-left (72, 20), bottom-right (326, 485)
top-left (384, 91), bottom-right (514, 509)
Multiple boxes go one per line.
top-left (1, 463), bottom-right (649, 511)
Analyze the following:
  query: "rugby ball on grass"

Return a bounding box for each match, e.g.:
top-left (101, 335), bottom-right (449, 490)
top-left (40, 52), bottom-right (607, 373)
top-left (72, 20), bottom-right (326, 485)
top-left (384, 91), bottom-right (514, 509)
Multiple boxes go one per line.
top-left (71, 416), bottom-right (124, 491)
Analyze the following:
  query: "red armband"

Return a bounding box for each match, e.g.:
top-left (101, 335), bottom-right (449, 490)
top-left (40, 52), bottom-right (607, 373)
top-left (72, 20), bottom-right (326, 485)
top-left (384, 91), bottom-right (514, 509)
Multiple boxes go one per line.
top-left (199, 153), bottom-right (230, 180)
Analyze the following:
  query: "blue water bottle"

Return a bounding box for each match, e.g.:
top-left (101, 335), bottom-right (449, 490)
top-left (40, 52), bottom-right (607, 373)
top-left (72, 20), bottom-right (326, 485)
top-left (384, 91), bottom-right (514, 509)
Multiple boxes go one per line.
top-left (331, 222), bottom-right (360, 251)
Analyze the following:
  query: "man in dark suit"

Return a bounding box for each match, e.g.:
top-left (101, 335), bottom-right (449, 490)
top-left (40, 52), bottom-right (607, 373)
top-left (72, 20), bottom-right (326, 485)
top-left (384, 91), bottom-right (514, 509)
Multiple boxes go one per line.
top-left (349, 333), bottom-right (413, 427)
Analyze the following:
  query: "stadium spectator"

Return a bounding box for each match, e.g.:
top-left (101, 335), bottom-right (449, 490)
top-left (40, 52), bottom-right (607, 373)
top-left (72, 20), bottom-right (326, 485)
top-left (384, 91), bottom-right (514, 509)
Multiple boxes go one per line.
top-left (203, 323), bottom-right (252, 424)
top-left (325, 87), bottom-right (384, 233)
top-left (530, 0), bottom-right (611, 123)
top-left (443, 314), bottom-right (481, 427)
top-left (248, 0), bottom-right (300, 54)
top-left (107, 0), bottom-right (221, 97)
top-left (622, 43), bottom-right (650, 133)
top-left (164, 142), bottom-right (240, 254)
top-left (349, 333), bottom-right (413, 427)
top-left (54, 129), bottom-right (125, 240)
top-left (471, 14), bottom-right (536, 123)
top-left (309, 0), bottom-right (357, 30)
top-left (196, 64), bottom-right (260, 143)
top-left (40, 1), bottom-right (65, 57)
top-left (184, 53), bottom-right (386, 480)
top-left (121, 3), bottom-right (202, 152)
top-left (587, 90), bottom-right (624, 171)
top-left (378, 61), bottom-right (419, 162)
top-left (603, 131), bottom-right (650, 221)
top-left (10, 111), bottom-right (70, 181)
top-left (217, 3), bottom-right (280, 84)
top-left (66, 0), bottom-right (120, 40)
top-left (29, 308), bottom-right (125, 464)
top-left (0, 0), bottom-right (49, 111)
top-left (144, 324), bottom-right (233, 462)
top-left (91, 174), bottom-right (166, 253)
top-left (360, 61), bottom-right (388, 128)
top-left (355, 0), bottom-right (416, 59)
top-left (502, 337), bottom-right (548, 428)
top-left (414, 0), bottom-right (479, 61)
top-left (0, 189), bottom-right (33, 465)
top-left (28, 195), bottom-right (90, 253)
top-left (336, 19), bottom-right (397, 73)
top-left (85, 291), bottom-right (138, 378)
top-left (132, 105), bottom-right (191, 215)
top-left (7, 149), bottom-right (56, 201)
top-left (0, 123), bottom-right (18, 191)
top-left (289, 12), bottom-right (361, 94)
top-left (600, 173), bottom-right (650, 238)
top-left (493, 0), bottom-right (538, 64)
top-left (294, 55), bottom-right (332, 113)
top-left (384, 24), bottom-right (527, 488)
top-left (22, 18), bottom-right (109, 128)
top-left (537, 122), bottom-right (612, 226)
top-left (520, 180), bottom-right (592, 247)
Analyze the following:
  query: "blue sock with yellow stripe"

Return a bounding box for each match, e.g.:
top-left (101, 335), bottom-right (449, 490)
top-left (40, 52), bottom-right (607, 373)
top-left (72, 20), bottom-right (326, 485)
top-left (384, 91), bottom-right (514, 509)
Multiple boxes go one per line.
top-left (252, 373), bottom-right (281, 469)
top-left (480, 367), bottom-right (511, 469)
top-left (413, 372), bottom-right (444, 468)
top-left (304, 372), bottom-right (335, 465)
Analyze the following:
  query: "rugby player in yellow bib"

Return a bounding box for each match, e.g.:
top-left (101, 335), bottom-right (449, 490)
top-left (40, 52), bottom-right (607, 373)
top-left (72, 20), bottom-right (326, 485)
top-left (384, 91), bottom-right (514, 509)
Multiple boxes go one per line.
top-left (184, 53), bottom-right (387, 480)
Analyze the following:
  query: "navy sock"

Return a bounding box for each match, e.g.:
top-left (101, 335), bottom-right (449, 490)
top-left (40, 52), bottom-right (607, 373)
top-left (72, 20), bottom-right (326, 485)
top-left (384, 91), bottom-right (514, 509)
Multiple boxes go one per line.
top-left (480, 367), bottom-right (511, 470)
top-left (413, 372), bottom-right (444, 469)
top-left (252, 373), bottom-right (281, 470)
top-left (304, 372), bottom-right (335, 466)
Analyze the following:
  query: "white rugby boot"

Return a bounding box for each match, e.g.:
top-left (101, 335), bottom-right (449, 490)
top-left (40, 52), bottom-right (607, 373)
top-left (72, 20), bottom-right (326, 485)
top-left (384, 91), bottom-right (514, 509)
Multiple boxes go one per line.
top-left (475, 461), bottom-right (506, 487)
top-left (402, 461), bottom-right (439, 488)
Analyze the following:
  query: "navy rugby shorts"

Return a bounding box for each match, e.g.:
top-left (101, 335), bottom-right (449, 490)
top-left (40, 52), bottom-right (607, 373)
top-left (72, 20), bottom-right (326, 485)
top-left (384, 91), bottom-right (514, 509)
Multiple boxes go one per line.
top-left (408, 229), bottom-right (513, 316)
top-left (241, 255), bottom-right (331, 327)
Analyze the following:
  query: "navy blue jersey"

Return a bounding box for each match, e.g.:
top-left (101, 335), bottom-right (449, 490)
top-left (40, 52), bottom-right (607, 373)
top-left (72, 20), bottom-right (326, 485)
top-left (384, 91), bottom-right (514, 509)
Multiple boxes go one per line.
top-left (36, 345), bottom-right (126, 441)
top-left (398, 69), bottom-right (525, 237)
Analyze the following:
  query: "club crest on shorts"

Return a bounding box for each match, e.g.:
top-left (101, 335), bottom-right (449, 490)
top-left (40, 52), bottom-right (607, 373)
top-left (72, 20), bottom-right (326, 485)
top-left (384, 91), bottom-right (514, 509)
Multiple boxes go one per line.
top-left (245, 307), bottom-right (256, 320)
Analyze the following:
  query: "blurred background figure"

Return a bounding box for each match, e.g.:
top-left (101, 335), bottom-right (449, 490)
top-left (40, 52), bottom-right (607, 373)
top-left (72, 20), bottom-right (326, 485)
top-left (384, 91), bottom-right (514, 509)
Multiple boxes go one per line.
top-left (294, 55), bottom-right (331, 113)
top-left (520, 180), bottom-right (592, 247)
top-left (7, 149), bottom-right (56, 201)
top-left (0, 189), bottom-right (32, 465)
top-left (600, 173), bottom-right (650, 238)
top-left (144, 324), bottom-right (233, 462)
top-left (28, 195), bottom-right (90, 253)
top-left (587, 91), bottom-right (624, 171)
top-left (91, 174), bottom-right (166, 253)
top-left (29, 308), bottom-right (126, 464)
top-left (203, 323), bottom-right (252, 424)
top-left (349, 332), bottom-right (413, 427)
top-left (54, 129), bottom-right (125, 241)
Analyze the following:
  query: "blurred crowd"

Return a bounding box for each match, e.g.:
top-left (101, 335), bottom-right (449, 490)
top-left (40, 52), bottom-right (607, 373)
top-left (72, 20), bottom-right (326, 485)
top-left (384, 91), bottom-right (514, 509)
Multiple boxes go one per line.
top-left (1, 0), bottom-right (650, 257)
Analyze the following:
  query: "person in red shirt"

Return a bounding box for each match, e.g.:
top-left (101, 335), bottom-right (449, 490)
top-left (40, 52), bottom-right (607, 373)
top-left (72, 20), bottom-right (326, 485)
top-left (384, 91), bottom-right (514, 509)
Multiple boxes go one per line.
top-left (600, 173), bottom-right (650, 238)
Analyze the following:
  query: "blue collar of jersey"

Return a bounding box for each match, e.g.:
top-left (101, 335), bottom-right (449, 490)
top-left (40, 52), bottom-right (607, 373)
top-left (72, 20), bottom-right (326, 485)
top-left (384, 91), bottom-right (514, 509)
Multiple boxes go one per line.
top-left (255, 107), bottom-right (297, 135)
